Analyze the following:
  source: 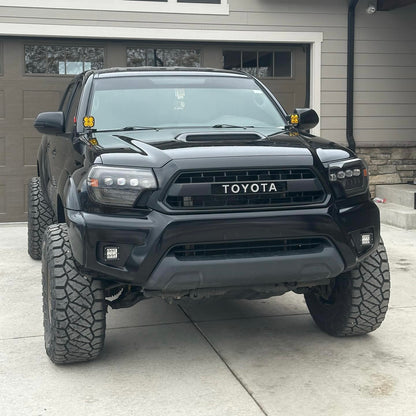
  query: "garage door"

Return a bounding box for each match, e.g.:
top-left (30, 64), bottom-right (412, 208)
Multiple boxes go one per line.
top-left (0, 37), bottom-right (308, 222)
top-left (0, 37), bottom-right (105, 222)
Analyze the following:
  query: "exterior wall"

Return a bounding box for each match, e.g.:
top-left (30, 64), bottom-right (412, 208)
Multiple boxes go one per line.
top-left (332, 2), bottom-right (416, 147)
top-left (357, 146), bottom-right (416, 196)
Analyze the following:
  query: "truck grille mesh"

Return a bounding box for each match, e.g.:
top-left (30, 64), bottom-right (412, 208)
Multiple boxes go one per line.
top-left (174, 168), bottom-right (315, 183)
top-left (165, 168), bottom-right (325, 210)
top-left (171, 238), bottom-right (327, 260)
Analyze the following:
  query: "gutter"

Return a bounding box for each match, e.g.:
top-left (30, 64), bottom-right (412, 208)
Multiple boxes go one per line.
top-left (347, 0), bottom-right (360, 152)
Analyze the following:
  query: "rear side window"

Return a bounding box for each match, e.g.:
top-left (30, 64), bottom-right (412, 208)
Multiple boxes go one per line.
top-left (66, 83), bottom-right (82, 132)
top-left (59, 83), bottom-right (76, 114)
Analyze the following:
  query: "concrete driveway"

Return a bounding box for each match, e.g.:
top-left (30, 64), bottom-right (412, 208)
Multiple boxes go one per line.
top-left (1, 223), bottom-right (415, 416)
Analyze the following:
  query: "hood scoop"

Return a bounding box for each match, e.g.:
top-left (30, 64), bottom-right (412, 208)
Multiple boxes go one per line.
top-left (175, 131), bottom-right (266, 143)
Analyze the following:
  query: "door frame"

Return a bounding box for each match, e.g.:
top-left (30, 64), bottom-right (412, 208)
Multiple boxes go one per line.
top-left (0, 24), bottom-right (323, 134)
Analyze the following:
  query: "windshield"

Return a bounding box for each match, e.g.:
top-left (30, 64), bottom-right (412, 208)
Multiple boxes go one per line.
top-left (88, 75), bottom-right (286, 131)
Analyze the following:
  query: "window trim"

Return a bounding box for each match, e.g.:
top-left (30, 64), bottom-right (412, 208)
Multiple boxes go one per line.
top-left (0, 0), bottom-right (229, 15)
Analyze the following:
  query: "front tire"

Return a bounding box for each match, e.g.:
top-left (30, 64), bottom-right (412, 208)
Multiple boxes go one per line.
top-left (42, 224), bottom-right (106, 364)
top-left (28, 177), bottom-right (56, 260)
top-left (305, 241), bottom-right (390, 336)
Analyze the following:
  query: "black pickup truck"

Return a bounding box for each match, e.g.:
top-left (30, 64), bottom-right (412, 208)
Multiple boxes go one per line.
top-left (29, 68), bottom-right (390, 364)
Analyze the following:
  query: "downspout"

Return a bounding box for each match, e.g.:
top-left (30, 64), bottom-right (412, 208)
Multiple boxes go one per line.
top-left (347, 0), bottom-right (360, 152)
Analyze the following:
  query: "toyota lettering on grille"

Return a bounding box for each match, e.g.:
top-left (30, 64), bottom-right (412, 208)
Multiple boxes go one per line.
top-left (212, 182), bottom-right (287, 195)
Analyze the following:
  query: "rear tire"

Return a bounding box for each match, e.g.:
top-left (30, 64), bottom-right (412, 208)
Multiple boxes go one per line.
top-left (28, 177), bottom-right (56, 260)
top-left (42, 224), bottom-right (106, 364)
top-left (305, 241), bottom-right (390, 336)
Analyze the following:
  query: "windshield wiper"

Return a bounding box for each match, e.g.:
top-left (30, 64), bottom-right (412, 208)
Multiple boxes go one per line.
top-left (212, 124), bottom-right (254, 129)
top-left (267, 128), bottom-right (291, 137)
top-left (89, 126), bottom-right (160, 133)
top-left (122, 126), bottom-right (160, 131)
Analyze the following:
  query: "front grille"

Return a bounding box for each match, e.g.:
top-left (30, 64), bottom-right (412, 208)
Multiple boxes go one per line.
top-left (165, 168), bottom-right (326, 210)
top-left (174, 168), bottom-right (315, 184)
top-left (171, 238), bottom-right (327, 261)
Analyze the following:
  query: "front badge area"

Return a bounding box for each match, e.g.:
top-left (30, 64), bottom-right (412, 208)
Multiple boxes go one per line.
top-left (212, 182), bottom-right (288, 195)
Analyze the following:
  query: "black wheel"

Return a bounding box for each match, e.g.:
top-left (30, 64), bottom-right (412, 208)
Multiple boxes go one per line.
top-left (28, 177), bottom-right (56, 260)
top-left (305, 241), bottom-right (390, 336)
top-left (42, 224), bottom-right (106, 364)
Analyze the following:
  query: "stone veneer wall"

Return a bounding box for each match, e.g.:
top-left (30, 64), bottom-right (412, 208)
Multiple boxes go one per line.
top-left (355, 147), bottom-right (416, 196)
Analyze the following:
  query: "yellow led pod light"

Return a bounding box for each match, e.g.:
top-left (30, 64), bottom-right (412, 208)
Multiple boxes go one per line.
top-left (83, 116), bottom-right (95, 128)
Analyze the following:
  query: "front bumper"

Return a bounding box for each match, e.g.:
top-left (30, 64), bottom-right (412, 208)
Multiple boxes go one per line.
top-left (66, 199), bottom-right (380, 292)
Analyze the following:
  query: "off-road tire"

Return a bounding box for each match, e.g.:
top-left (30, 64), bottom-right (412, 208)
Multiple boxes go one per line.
top-left (305, 241), bottom-right (390, 336)
top-left (28, 177), bottom-right (56, 260)
top-left (42, 224), bottom-right (106, 364)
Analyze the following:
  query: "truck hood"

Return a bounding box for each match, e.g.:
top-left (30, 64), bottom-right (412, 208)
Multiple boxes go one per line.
top-left (93, 128), bottom-right (354, 168)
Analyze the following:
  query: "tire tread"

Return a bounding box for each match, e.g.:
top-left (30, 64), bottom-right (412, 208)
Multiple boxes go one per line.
top-left (28, 177), bottom-right (56, 260)
top-left (305, 242), bottom-right (390, 336)
top-left (42, 224), bottom-right (106, 364)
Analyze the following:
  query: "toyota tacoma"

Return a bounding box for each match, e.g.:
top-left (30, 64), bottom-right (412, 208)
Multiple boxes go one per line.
top-left (28, 68), bottom-right (390, 364)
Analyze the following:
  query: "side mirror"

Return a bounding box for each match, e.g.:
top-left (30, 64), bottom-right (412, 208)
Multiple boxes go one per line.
top-left (293, 108), bottom-right (319, 130)
top-left (34, 112), bottom-right (65, 135)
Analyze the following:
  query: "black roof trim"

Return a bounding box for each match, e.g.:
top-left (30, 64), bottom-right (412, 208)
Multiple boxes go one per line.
top-left (89, 67), bottom-right (249, 78)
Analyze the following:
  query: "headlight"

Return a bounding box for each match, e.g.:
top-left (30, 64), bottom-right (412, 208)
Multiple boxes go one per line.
top-left (87, 166), bottom-right (157, 207)
top-left (328, 158), bottom-right (368, 198)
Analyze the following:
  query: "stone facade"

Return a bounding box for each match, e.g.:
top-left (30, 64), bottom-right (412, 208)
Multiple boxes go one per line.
top-left (356, 147), bottom-right (416, 196)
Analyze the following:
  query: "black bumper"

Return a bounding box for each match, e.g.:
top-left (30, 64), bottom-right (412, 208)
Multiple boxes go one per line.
top-left (66, 199), bottom-right (380, 292)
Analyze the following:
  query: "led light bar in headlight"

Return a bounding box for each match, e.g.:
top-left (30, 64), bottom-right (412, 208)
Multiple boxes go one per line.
top-left (328, 158), bottom-right (369, 198)
top-left (87, 166), bottom-right (157, 207)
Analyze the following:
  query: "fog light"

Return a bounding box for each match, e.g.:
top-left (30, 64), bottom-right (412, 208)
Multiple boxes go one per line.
top-left (361, 233), bottom-right (373, 246)
top-left (104, 246), bottom-right (120, 261)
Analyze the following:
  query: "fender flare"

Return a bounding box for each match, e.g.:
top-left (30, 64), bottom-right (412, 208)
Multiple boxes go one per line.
top-left (64, 177), bottom-right (81, 211)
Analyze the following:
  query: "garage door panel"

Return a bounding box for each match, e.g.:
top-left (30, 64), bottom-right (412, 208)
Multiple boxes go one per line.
top-left (23, 90), bottom-right (62, 119)
top-left (0, 182), bottom-right (5, 214)
top-left (0, 134), bottom-right (38, 175)
top-left (22, 120), bottom-right (43, 137)
top-left (4, 87), bottom-right (23, 120)
top-left (0, 176), bottom-right (18, 219)
top-left (279, 93), bottom-right (295, 113)
top-left (0, 174), bottom-right (33, 221)
top-left (0, 136), bottom-right (5, 166)
top-left (23, 137), bottom-right (40, 167)
top-left (2, 134), bottom-right (23, 170)
top-left (23, 180), bottom-right (29, 214)
top-left (0, 90), bottom-right (5, 118)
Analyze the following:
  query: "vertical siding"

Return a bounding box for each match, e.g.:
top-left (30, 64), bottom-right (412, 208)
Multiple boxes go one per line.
top-left (0, 0), bottom-right (415, 146)
top-left (353, 2), bottom-right (416, 146)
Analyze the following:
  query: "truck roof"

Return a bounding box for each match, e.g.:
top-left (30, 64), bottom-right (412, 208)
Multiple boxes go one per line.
top-left (91, 67), bottom-right (249, 79)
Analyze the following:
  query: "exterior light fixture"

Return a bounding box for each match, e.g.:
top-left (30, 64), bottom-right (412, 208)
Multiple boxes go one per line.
top-left (366, 2), bottom-right (377, 14)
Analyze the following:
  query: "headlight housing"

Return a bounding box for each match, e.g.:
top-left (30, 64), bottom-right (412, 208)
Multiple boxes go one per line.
top-left (328, 158), bottom-right (369, 198)
top-left (87, 166), bottom-right (157, 207)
